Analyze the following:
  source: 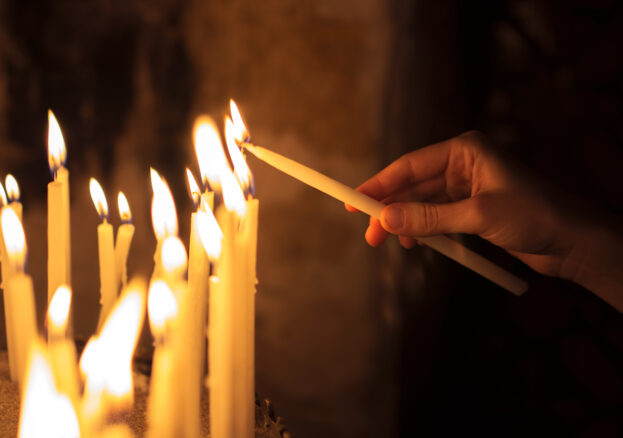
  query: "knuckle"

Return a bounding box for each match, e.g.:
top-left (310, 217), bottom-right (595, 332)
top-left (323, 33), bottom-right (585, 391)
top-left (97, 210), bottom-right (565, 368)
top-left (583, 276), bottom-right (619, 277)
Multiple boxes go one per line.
top-left (458, 130), bottom-right (490, 153)
top-left (419, 203), bottom-right (439, 235)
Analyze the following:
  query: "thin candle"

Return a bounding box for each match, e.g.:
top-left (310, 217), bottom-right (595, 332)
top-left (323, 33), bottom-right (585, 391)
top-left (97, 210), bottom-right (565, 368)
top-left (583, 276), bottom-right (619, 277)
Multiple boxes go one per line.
top-left (115, 192), bottom-right (135, 288)
top-left (90, 178), bottom-right (117, 330)
top-left (47, 111), bottom-right (72, 320)
top-left (244, 143), bottom-right (528, 295)
top-left (150, 168), bottom-right (178, 278)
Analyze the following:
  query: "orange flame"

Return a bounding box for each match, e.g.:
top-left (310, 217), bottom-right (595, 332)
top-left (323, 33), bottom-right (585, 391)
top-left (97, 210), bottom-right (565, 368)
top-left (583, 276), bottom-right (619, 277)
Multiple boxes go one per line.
top-left (0, 182), bottom-right (7, 207)
top-left (229, 99), bottom-right (249, 142)
top-left (89, 178), bottom-right (109, 222)
top-left (47, 286), bottom-right (71, 337)
top-left (224, 116), bottom-right (254, 196)
top-left (150, 168), bottom-right (178, 239)
top-left (196, 208), bottom-right (223, 260)
top-left (193, 115), bottom-right (230, 192)
top-left (1, 207), bottom-right (26, 271)
top-left (47, 110), bottom-right (66, 174)
top-left (117, 192), bottom-right (132, 224)
top-left (148, 280), bottom-right (177, 340)
top-left (161, 236), bottom-right (187, 277)
top-left (186, 168), bottom-right (201, 209)
top-left (5, 174), bottom-right (20, 202)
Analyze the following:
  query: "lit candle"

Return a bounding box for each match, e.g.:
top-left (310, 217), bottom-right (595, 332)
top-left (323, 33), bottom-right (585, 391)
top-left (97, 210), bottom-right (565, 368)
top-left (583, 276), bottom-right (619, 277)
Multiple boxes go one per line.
top-left (147, 280), bottom-right (181, 438)
top-left (46, 285), bottom-right (79, 402)
top-left (1, 208), bottom-right (38, 389)
top-left (244, 143), bottom-right (528, 295)
top-left (80, 279), bottom-right (146, 433)
top-left (0, 181), bottom-right (17, 381)
top-left (149, 168), bottom-right (178, 278)
top-left (115, 192), bottom-right (135, 288)
top-left (203, 116), bottom-right (253, 438)
top-left (184, 168), bottom-right (211, 438)
top-left (47, 110), bottom-right (72, 309)
top-left (18, 344), bottom-right (81, 438)
top-left (90, 178), bottom-right (117, 330)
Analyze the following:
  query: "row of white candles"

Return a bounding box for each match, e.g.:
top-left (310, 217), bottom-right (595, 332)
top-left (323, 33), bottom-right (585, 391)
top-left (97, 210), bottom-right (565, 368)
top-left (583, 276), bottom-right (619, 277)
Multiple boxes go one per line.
top-left (2, 96), bottom-right (526, 437)
top-left (1, 101), bottom-right (258, 438)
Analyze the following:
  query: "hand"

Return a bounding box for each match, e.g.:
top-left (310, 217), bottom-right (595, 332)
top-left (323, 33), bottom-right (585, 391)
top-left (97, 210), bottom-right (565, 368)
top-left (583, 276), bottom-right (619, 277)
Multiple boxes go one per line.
top-left (347, 131), bottom-right (590, 280)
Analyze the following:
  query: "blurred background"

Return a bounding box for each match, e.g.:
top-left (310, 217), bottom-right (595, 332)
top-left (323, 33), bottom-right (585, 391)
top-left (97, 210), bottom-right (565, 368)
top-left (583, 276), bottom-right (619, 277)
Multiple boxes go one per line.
top-left (0, 0), bottom-right (622, 437)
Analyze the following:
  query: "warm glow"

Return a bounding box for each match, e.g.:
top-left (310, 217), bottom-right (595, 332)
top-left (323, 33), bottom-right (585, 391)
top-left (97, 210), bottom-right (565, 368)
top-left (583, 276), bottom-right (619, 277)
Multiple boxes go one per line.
top-left (19, 345), bottom-right (80, 438)
top-left (196, 209), bottom-right (223, 260)
top-left (80, 280), bottom-right (146, 409)
top-left (47, 110), bottom-right (67, 173)
top-left (1, 207), bottom-right (26, 270)
top-left (148, 280), bottom-right (177, 339)
top-left (225, 116), bottom-right (254, 195)
top-left (150, 168), bottom-right (178, 239)
top-left (193, 115), bottom-right (230, 191)
top-left (89, 178), bottom-right (109, 222)
top-left (48, 285), bottom-right (71, 335)
top-left (117, 192), bottom-right (132, 224)
top-left (229, 99), bottom-right (249, 141)
top-left (221, 170), bottom-right (247, 217)
top-left (186, 168), bottom-right (201, 209)
top-left (161, 235), bottom-right (188, 276)
top-left (5, 174), bottom-right (20, 202)
top-left (0, 182), bottom-right (7, 207)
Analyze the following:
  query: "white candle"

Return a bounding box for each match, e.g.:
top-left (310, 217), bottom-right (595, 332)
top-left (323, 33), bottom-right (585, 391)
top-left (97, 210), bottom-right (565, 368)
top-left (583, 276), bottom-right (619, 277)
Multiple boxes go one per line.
top-left (90, 178), bottom-right (117, 331)
top-left (147, 280), bottom-right (182, 438)
top-left (0, 183), bottom-right (18, 381)
top-left (1, 208), bottom-right (38, 390)
top-left (47, 111), bottom-right (72, 312)
top-left (47, 285), bottom-right (79, 402)
top-left (245, 143), bottom-right (528, 296)
top-left (115, 192), bottom-right (135, 289)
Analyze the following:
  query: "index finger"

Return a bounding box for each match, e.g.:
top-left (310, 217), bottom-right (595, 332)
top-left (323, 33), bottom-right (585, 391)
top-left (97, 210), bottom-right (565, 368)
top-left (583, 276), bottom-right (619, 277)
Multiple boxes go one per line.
top-left (356, 138), bottom-right (453, 201)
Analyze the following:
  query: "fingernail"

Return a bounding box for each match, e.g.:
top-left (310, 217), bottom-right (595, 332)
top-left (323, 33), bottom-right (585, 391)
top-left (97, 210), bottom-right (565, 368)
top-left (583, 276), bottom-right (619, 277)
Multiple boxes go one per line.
top-left (383, 205), bottom-right (404, 230)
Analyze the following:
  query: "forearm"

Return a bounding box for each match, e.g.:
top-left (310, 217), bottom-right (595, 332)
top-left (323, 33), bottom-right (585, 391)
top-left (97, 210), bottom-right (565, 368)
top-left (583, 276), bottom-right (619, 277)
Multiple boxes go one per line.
top-left (561, 219), bottom-right (623, 312)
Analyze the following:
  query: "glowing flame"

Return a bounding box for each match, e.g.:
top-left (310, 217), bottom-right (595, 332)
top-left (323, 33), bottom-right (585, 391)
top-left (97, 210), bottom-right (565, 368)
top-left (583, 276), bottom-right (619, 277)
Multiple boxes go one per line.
top-left (229, 99), bottom-right (249, 142)
top-left (47, 285), bottom-right (71, 336)
top-left (193, 115), bottom-right (230, 191)
top-left (196, 209), bottom-right (223, 260)
top-left (117, 192), bottom-right (132, 224)
top-left (148, 280), bottom-right (177, 339)
top-left (80, 279), bottom-right (146, 409)
top-left (150, 168), bottom-right (178, 239)
top-left (1, 207), bottom-right (26, 270)
top-left (0, 182), bottom-right (7, 207)
top-left (221, 170), bottom-right (247, 217)
top-left (186, 168), bottom-right (201, 209)
top-left (89, 178), bottom-right (109, 222)
top-left (47, 110), bottom-right (67, 174)
top-left (161, 236), bottom-right (187, 276)
top-left (18, 345), bottom-right (80, 438)
top-left (225, 116), bottom-right (254, 196)
top-left (5, 174), bottom-right (20, 202)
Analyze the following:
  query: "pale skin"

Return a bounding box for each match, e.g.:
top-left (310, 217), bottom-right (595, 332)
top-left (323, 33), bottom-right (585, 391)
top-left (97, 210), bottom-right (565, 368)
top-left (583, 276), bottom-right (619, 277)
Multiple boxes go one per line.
top-left (347, 131), bottom-right (623, 312)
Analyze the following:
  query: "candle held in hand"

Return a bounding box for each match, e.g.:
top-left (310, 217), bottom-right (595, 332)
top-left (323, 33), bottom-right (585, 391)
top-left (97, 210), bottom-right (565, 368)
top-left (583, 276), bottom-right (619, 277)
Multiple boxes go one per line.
top-left (244, 144), bottom-right (528, 296)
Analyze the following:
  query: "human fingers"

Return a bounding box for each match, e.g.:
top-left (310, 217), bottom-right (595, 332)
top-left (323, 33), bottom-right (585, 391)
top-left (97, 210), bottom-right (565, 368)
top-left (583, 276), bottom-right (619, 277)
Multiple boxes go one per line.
top-left (355, 139), bottom-right (454, 201)
top-left (398, 235), bottom-right (417, 249)
top-left (365, 218), bottom-right (389, 247)
top-left (379, 196), bottom-right (491, 237)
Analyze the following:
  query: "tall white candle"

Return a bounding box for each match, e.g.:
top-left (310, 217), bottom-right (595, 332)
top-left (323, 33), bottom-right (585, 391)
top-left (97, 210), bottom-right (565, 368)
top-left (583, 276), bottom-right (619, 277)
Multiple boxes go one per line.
top-left (47, 111), bottom-right (72, 312)
top-left (244, 143), bottom-right (528, 295)
top-left (90, 178), bottom-right (117, 331)
top-left (115, 192), bottom-right (135, 289)
top-left (1, 208), bottom-right (38, 390)
top-left (47, 285), bottom-right (79, 402)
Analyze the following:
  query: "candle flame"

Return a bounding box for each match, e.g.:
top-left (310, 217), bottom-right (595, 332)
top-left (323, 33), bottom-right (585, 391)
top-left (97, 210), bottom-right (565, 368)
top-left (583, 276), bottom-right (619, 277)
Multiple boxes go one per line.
top-left (148, 280), bottom-right (177, 339)
top-left (1, 207), bottom-right (26, 270)
top-left (47, 285), bottom-right (71, 335)
top-left (5, 174), bottom-right (20, 202)
top-left (196, 209), bottom-right (223, 260)
top-left (19, 345), bottom-right (80, 438)
top-left (89, 178), bottom-right (109, 222)
top-left (150, 168), bottom-right (178, 239)
top-left (80, 279), bottom-right (146, 409)
top-left (221, 171), bottom-right (247, 217)
top-left (117, 192), bottom-right (132, 224)
top-left (229, 99), bottom-right (249, 142)
top-left (225, 116), bottom-right (255, 197)
top-left (186, 168), bottom-right (201, 209)
top-left (161, 235), bottom-right (188, 276)
top-left (193, 115), bottom-right (229, 192)
top-left (0, 182), bottom-right (7, 207)
top-left (47, 110), bottom-right (67, 174)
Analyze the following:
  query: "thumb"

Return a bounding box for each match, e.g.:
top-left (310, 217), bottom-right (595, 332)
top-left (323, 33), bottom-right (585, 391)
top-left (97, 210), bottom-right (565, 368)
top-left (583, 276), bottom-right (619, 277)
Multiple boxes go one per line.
top-left (380, 198), bottom-right (488, 237)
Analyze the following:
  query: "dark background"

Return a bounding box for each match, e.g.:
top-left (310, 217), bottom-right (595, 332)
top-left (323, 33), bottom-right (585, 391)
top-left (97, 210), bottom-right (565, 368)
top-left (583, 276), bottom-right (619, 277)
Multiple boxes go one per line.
top-left (0, 1), bottom-right (622, 437)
